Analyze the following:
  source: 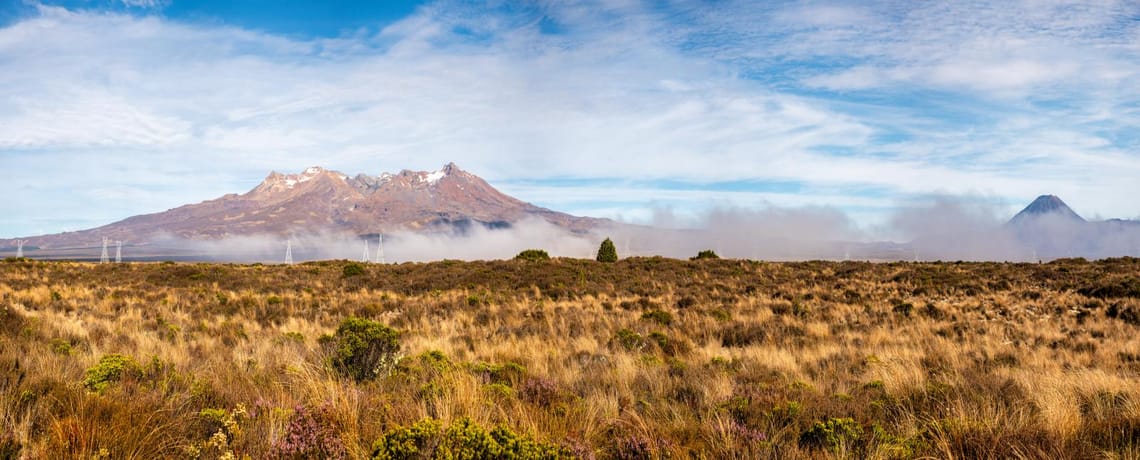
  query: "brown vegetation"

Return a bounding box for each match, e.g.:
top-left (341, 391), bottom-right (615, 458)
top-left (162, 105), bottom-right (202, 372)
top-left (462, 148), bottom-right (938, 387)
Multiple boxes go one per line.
top-left (2, 256), bottom-right (1140, 458)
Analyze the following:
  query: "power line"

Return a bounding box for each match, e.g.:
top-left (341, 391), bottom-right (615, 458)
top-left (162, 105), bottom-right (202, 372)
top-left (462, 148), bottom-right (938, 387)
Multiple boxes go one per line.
top-left (15, 240), bottom-right (25, 258)
top-left (100, 238), bottom-right (109, 264)
top-left (375, 234), bottom-right (385, 264)
top-left (115, 241), bottom-right (122, 263)
top-left (362, 239), bottom-right (371, 262)
top-left (284, 239), bottom-right (294, 265)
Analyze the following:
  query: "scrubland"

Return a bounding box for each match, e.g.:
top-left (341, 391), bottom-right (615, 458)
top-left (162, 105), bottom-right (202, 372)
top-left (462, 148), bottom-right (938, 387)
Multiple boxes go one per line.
top-left (1, 256), bottom-right (1139, 459)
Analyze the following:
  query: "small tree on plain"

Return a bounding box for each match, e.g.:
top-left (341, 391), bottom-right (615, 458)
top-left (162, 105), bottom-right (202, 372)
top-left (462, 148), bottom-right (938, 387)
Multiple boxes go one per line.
top-left (691, 249), bottom-right (720, 260)
top-left (596, 238), bottom-right (618, 263)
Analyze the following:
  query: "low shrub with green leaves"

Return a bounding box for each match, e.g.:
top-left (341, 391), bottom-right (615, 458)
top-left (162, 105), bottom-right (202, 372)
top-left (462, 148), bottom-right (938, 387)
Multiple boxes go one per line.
top-left (342, 262), bottom-right (367, 278)
top-left (514, 249), bottom-right (550, 262)
top-left (799, 417), bottom-right (863, 453)
top-left (641, 309), bottom-right (673, 326)
top-left (83, 353), bottom-right (143, 392)
top-left (370, 417), bottom-right (569, 460)
top-left (326, 317), bottom-right (401, 382)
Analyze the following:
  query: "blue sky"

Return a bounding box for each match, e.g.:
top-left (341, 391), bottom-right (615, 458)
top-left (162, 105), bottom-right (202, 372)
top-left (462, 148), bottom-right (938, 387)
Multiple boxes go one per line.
top-left (2, 0), bottom-right (1139, 238)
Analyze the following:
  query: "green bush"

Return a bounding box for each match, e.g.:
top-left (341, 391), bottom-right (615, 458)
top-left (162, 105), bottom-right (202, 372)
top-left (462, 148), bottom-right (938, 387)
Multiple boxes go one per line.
top-left (514, 249), bottom-right (550, 262)
top-left (371, 417), bottom-right (569, 460)
top-left (343, 262), bottom-right (366, 278)
top-left (641, 309), bottom-right (673, 326)
top-left (613, 328), bottom-right (645, 352)
top-left (83, 354), bottom-right (143, 392)
top-left (471, 361), bottom-right (527, 387)
top-left (49, 338), bottom-right (73, 355)
top-left (691, 250), bottom-right (719, 260)
top-left (596, 238), bottom-right (618, 263)
top-left (799, 417), bottom-right (863, 453)
top-left (327, 317), bottom-right (401, 382)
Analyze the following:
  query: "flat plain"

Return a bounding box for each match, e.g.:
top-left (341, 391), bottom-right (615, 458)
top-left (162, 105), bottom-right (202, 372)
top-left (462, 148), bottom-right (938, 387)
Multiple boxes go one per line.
top-left (1, 256), bottom-right (1139, 459)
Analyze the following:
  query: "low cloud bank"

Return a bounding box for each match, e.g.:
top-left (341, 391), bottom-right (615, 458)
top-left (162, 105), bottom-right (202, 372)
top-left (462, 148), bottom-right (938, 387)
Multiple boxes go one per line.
top-left (146, 196), bottom-right (1140, 263)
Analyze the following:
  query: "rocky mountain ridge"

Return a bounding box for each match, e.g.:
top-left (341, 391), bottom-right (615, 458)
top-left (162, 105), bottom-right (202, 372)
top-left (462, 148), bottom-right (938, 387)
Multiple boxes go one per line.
top-left (7, 163), bottom-right (606, 250)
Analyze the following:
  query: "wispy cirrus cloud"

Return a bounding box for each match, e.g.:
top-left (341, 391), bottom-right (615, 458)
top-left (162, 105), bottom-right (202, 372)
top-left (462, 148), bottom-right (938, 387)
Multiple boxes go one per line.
top-left (0, 0), bottom-right (1138, 237)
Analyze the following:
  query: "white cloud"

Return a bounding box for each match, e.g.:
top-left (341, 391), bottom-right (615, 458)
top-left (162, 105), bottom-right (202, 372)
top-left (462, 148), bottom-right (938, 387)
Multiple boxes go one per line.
top-left (0, 1), bottom-right (1138, 238)
top-left (119, 0), bottom-right (168, 8)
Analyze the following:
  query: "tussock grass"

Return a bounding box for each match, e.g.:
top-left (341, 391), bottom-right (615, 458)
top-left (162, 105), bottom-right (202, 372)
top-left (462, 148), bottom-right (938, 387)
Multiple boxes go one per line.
top-left (1, 257), bottom-right (1139, 458)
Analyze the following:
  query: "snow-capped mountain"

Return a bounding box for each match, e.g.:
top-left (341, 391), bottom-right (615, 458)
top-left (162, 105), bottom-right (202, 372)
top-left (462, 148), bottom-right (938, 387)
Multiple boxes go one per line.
top-left (9, 163), bottom-right (606, 250)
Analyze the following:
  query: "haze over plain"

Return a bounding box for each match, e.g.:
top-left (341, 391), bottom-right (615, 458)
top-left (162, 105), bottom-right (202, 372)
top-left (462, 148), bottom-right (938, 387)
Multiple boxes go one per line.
top-left (2, 0), bottom-right (1138, 258)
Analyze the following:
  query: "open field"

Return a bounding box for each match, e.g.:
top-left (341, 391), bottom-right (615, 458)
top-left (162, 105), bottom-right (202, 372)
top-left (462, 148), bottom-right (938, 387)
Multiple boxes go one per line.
top-left (2, 256), bottom-right (1140, 459)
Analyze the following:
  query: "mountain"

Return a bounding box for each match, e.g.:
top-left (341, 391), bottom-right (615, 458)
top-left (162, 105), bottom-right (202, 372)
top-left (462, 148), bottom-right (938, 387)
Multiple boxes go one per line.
top-left (7, 163), bottom-right (607, 251)
top-left (1008, 195), bottom-right (1139, 260)
top-left (1008, 195), bottom-right (1085, 225)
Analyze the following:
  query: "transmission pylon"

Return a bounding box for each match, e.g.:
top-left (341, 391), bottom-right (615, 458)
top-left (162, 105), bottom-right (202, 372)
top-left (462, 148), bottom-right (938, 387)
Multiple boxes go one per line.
top-left (362, 240), bottom-right (371, 262)
top-left (15, 240), bottom-right (25, 258)
top-left (100, 238), bottom-right (109, 264)
top-left (375, 234), bottom-right (385, 264)
top-left (115, 241), bottom-right (122, 263)
top-left (284, 239), bottom-right (294, 265)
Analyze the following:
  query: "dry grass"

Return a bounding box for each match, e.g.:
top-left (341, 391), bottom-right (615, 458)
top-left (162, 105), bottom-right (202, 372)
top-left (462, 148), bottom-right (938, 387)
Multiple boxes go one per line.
top-left (1, 256), bottom-right (1139, 458)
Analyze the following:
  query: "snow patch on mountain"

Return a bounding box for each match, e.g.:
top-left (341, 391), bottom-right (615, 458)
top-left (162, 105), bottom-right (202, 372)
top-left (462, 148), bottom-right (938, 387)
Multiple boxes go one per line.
top-left (423, 170), bottom-right (446, 184)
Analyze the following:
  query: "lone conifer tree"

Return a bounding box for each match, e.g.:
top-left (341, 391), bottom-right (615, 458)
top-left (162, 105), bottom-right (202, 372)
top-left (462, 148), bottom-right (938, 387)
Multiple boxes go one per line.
top-left (596, 237), bottom-right (618, 262)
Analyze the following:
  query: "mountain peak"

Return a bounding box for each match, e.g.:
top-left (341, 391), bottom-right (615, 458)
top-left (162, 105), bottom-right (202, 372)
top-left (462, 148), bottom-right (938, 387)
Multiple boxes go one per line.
top-left (1010, 195), bottom-right (1085, 224)
top-left (254, 166), bottom-right (346, 194)
top-left (6, 162), bottom-right (607, 251)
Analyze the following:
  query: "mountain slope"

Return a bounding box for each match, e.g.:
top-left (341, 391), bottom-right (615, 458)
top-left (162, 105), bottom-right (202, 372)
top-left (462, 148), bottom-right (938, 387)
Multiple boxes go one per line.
top-left (10, 163), bottom-right (606, 250)
top-left (1008, 195), bottom-right (1085, 225)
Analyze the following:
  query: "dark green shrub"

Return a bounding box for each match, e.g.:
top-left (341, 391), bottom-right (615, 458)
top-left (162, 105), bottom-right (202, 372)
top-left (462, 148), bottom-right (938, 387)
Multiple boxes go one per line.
top-left (641, 309), bottom-right (673, 326)
top-left (799, 417), bottom-right (863, 453)
top-left (83, 354), bottom-right (143, 392)
top-left (371, 417), bottom-right (569, 460)
top-left (675, 296), bottom-right (697, 309)
top-left (613, 328), bottom-right (646, 352)
top-left (892, 301), bottom-right (914, 317)
top-left (691, 250), bottom-right (719, 260)
top-left (471, 361), bottom-right (527, 387)
top-left (327, 317), bottom-right (401, 382)
top-left (596, 238), bottom-right (618, 263)
top-left (49, 338), bottom-right (72, 355)
top-left (514, 249), bottom-right (550, 262)
top-left (342, 262), bottom-right (366, 278)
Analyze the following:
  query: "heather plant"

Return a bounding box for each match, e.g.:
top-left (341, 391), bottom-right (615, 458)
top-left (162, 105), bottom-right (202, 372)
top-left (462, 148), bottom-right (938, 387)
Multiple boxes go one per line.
top-left (269, 404), bottom-right (346, 460)
top-left (326, 317), bottom-right (401, 382)
top-left (519, 377), bottom-right (559, 407)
